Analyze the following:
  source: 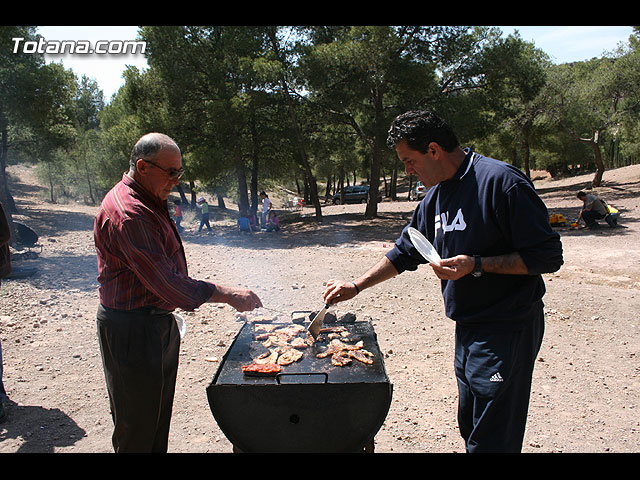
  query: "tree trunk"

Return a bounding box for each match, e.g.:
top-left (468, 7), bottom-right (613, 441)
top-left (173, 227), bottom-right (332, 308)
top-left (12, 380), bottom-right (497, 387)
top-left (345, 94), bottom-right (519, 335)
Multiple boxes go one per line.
top-left (189, 180), bottom-right (197, 208)
top-left (267, 29), bottom-right (323, 222)
top-left (363, 88), bottom-right (385, 219)
top-left (249, 111), bottom-right (260, 215)
top-left (562, 122), bottom-right (605, 188)
top-left (590, 139), bottom-right (605, 187)
top-left (523, 138), bottom-right (531, 179)
top-left (364, 94), bottom-right (385, 219)
top-left (176, 183), bottom-right (189, 205)
top-left (0, 120), bottom-right (17, 217)
top-left (235, 147), bottom-right (250, 214)
top-left (365, 140), bottom-right (381, 219)
top-left (283, 88), bottom-right (322, 221)
top-left (390, 159), bottom-right (399, 201)
top-left (0, 120), bottom-right (16, 244)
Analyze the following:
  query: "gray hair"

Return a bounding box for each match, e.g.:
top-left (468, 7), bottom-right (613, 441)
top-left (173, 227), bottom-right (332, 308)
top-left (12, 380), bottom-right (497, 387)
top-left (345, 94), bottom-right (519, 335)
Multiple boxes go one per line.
top-left (129, 133), bottom-right (180, 172)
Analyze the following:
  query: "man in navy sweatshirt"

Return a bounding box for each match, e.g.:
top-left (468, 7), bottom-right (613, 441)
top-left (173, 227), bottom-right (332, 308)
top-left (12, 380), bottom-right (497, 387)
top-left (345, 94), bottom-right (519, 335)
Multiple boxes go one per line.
top-left (324, 110), bottom-right (563, 452)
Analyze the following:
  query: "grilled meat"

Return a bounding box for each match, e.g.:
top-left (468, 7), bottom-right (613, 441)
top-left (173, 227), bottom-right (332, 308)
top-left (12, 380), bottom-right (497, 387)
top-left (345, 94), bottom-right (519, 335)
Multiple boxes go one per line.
top-left (254, 350), bottom-right (279, 365)
top-left (331, 352), bottom-right (352, 366)
top-left (290, 337), bottom-right (308, 349)
top-left (316, 339), bottom-right (372, 367)
top-left (251, 321), bottom-right (372, 370)
top-left (254, 323), bottom-right (279, 332)
top-left (241, 363), bottom-right (281, 376)
top-left (348, 349), bottom-right (374, 365)
top-left (276, 348), bottom-right (303, 366)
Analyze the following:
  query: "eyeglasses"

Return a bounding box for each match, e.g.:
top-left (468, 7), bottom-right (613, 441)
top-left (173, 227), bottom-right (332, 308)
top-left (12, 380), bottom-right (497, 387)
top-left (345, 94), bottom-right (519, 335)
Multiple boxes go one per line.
top-left (141, 158), bottom-right (185, 180)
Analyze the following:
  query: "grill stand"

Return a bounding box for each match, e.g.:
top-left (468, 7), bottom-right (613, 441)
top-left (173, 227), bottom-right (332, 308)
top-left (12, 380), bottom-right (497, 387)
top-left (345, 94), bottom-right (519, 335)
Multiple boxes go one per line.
top-left (231, 438), bottom-right (374, 453)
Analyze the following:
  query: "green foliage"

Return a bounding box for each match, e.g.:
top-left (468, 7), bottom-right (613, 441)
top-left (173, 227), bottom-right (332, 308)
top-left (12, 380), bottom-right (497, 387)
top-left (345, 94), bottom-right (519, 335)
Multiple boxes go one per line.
top-left (3, 25), bottom-right (640, 210)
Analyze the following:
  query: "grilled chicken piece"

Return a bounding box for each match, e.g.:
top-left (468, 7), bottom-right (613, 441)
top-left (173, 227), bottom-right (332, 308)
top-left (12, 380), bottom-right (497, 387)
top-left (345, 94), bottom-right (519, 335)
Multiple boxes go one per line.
top-left (316, 339), bottom-right (347, 358)
top-left (254, 350), bottom-right (279, 365)
top-left (327, 330), bottom-right (353, 340)
top-left (276, 348), bottom-right (303, 365)
top-left (258, 324), bottom-right (308, 347)
top-left (254, 323), bottom-right (278, 332)
top-left (317, 339), bottom-right (365, 357)
top-left (348, 350), bottom-right (374, 364)
top-left (319, 326), bottom-right (346, 333)
top-left (280, 324), bottom-right (306, 334)
top-left (290, 337), bottom-right (308, 349)
top-left (344, 340), bottom-right (364, 350)
top-left (331, 352), bottom-right (352, 366)
top-left (261, 332), bottom-right (292, 348)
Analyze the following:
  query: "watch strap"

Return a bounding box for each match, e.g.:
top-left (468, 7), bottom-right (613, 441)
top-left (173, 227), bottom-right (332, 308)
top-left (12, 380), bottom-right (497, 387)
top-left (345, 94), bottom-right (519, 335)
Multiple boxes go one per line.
top-left (473, 255), bottom-right (482, 277)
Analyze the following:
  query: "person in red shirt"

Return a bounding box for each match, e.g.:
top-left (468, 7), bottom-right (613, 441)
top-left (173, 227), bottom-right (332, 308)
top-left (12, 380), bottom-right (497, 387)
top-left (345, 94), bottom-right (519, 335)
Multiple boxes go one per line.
top-left (94, 132), bottom-right (262, 452)
top-left (173, 199), bottom-right (184, 233)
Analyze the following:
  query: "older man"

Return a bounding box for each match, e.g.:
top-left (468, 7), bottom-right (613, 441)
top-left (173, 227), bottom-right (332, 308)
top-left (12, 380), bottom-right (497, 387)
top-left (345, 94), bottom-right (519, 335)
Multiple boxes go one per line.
top-left (94, 133), bottom-right (262, 452)
top-left (324, 111), bottom-right (563, 452)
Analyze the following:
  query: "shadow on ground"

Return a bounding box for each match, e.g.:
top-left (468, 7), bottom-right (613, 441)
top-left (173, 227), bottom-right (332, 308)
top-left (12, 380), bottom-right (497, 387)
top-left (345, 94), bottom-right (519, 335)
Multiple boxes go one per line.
top-left (0, 400), bottom-right (86, 453)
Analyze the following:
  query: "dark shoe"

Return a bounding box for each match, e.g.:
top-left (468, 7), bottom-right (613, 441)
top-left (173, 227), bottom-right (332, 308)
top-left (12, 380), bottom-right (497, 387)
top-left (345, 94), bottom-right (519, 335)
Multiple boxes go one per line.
top-left (605, 214), bottom-right (614, 227)
top-left (0, 402), bottom-right (6, 423)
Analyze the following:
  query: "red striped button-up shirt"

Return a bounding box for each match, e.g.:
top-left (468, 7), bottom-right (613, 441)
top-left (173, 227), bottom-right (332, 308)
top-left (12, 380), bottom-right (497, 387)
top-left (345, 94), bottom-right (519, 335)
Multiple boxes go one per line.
top-left (94, 173), bottom-right (215, 311)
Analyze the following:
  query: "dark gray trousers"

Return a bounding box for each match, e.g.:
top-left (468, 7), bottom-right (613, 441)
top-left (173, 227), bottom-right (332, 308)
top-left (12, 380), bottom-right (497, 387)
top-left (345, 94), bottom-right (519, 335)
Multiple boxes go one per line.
top-left (97, 304), bottom-right (180, 453)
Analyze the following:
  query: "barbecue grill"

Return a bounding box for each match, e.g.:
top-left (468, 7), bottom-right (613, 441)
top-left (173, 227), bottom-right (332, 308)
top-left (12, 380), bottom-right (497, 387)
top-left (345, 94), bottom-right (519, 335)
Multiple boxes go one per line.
top-left (206, 316), bottom-right (393, 453)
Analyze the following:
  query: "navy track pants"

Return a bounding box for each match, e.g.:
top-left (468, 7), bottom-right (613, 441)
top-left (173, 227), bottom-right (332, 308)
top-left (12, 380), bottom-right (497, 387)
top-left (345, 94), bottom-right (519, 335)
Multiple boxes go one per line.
top-left (454, 302), bottom-right (545, 452)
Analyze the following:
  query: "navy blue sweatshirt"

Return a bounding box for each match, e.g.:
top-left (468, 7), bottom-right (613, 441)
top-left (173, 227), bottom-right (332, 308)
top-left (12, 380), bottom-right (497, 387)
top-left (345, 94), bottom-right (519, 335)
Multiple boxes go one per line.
top-left (386, 149), bottom-right (563, 328)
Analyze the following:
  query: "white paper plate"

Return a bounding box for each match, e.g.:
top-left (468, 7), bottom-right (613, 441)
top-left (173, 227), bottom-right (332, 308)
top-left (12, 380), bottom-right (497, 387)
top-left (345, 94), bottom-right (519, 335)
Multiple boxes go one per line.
top-left (174, 313), bottom-right (187, 340)
top-left (408, 227), bottom-right (441, 264)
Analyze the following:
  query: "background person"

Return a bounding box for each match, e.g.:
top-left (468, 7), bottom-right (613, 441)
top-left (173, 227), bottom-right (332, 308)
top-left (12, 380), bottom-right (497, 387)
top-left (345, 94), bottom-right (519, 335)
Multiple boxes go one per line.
top-left (196, 196), bottom-right (212, 234)
top-left (265, 210), bottom-right (280, 232)
top-left (248, 211), bottom-right (259, 232)
top-left (576, 191), bottom-right (608, 229)
top-left (94, 132), bottom-right (262, 452)
top-left (323, 110), bottom-right (563, 453)
top-left (260, 191), bottom-right (271, 229)
top-left (173, 199), bottom-right (183, 233)
top-left (238, 209), bottom-right (252, 233)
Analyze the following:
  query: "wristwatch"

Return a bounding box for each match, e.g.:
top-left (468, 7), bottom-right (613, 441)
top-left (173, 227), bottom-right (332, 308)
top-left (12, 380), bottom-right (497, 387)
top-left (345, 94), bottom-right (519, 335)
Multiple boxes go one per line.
top-left (472, 255), bottom-right (483, 277)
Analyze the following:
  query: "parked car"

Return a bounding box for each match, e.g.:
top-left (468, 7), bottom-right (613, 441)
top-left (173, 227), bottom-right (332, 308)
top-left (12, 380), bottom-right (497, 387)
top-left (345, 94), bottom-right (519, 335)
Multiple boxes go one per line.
top-left (410, 181), bottom-right (427, 201)
top-left (332, 185), bottom-right (381, 204)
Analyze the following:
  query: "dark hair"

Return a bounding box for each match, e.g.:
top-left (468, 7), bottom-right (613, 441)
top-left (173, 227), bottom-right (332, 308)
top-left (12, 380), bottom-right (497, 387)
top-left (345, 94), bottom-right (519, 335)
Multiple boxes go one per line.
top-left (386, 110), bottom-right (459, 153)
top-left (577, 191), bottom-right (587, 199)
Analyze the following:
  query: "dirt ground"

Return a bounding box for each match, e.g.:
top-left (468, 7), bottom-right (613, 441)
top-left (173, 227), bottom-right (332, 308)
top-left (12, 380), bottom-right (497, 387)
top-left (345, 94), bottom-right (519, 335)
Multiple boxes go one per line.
top-left (0, 162), bottom-right (639, 454)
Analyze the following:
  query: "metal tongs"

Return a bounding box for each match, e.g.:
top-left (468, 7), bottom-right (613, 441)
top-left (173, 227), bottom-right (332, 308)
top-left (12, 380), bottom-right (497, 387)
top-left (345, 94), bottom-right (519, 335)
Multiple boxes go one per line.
top-left (307, 303), bottom-right (330, 340)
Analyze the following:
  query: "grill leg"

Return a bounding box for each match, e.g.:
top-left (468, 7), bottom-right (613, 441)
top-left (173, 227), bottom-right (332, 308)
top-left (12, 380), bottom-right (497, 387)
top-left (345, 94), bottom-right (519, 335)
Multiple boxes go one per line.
top-left (362, 438), bottom-right (375, 453)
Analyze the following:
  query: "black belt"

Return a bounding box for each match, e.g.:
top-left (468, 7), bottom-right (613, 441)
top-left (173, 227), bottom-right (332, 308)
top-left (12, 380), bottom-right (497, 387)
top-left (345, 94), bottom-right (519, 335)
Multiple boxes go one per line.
top-left (100, 304), bottom-right (174, 317)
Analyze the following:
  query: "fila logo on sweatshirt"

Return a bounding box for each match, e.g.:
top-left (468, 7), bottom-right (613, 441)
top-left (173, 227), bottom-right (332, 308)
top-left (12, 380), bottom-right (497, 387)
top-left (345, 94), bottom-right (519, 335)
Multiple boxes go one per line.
top-left (435, 208), bottom-right (467, 233)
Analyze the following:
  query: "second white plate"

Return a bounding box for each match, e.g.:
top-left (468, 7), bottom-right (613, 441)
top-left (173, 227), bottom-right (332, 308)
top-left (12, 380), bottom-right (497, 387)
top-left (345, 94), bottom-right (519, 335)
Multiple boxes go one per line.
top-left (408, 227), bottom-right (441, 264)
